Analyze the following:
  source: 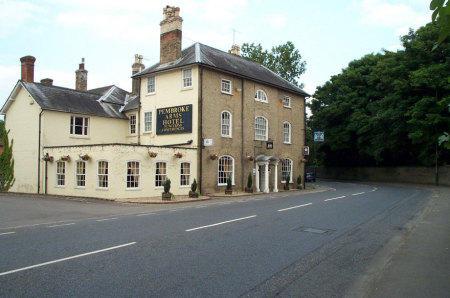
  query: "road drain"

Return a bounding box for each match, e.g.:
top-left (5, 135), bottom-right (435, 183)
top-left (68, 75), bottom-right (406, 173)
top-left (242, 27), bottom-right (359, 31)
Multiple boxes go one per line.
top-left (295, 226), bottom-right (335, 235)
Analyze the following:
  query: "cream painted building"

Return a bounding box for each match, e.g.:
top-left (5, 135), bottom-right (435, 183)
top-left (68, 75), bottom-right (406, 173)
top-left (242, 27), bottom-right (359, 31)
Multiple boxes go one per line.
top-left (1, 6), bottom-right (309, 200)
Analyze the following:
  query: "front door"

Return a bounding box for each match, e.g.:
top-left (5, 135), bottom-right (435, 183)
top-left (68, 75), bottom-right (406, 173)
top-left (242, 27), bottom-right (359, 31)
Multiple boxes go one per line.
top-left (259, 165), bottom-right (265, 192)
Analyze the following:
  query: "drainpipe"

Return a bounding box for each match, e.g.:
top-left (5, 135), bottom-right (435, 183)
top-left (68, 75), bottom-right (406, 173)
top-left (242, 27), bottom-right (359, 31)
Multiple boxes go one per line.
top-left (137, 77), bottom-right (141, 145)
top-left (241, 78), bottom-right (244, 191)
top-left (37, 110), bottom-right (43, 194)
top-left (45, 160), bottom-right (48, 194)
top-left (199, 67), bottom-right (203, 194)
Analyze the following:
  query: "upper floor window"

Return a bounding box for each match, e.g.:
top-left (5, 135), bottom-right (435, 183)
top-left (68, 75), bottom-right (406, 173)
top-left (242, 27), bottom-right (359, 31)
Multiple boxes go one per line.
top-left (129, 114), bottom-right (136, 135)
top-left (221, 111), bottom-right (232, 138)
top-left (283, 122), bottom-right (291, 144)
top-left (182, 68), bottom-right (192, 88)
top-left (147, 76), bottom-right (155, 94)
top-left (281, 158), bottom-right (293, 183)
top-left (218, 155), bottom-right (234, 186)
top-left (180, 162), bottom-right (191, 186)
top-left (255, 89), bottom-right (268, 103)
top-left (155, 161), bottom-right (167, 188)
top-left (97, 160), bottom-right (108, 189)
top-left (76, 160), bottom-right (86, 188)
top-left (144, 111), bottom-right (152, 132)
top-left (255, 116), bottom-right (268, 141)
top-left (127, 161), bottom-right (140, 189)
top-left (283, 96), bottom-right (291, 108)
top-left (221, 79), bottom-right (232, 94)
top-left (70, 116), bottom-right (89, 136)
top-left (56, 161), bottom-right (65, 187)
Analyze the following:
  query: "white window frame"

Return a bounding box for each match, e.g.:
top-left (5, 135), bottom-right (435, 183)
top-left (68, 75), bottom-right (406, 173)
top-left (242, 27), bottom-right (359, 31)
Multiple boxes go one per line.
top-left (155, 161), bottom-right (168, 188)
top-left (97, 160), bottom-right (109, 189)
top-left (126, 161), bottom-right (141, 190)
top-left (221, 110), bottom-right (232, 138)
top-left (75, 160), bottom-right (86, 188)
top-left (218, 155), bottom-right (234, 186)
top-left (255, 116), bottom-right (268, 141)
top-left (180, 162), bottom-right (191, 187)
top-left (147, 76), bottom-right (155, 94)
top-left (283, 96), bottom-right (291, 108)
top-left (283, 121), bottom-right (291, 144)
top-left (129, 114), bottom-right (136, 135)
top-left (281, 158), bottom-right (293, 183)
top-left (221, 79), bottom-right (232, 95)
top-left (182, 68), bottom-right (192, 89)
top-left (144, 111), bottom-right (153, 133)
top-left (56, 161), bottom-right (65, 187)
top-left (70, 116), bottom-right (89, 137)
top-left (255, 89), bottom-right (268, 103)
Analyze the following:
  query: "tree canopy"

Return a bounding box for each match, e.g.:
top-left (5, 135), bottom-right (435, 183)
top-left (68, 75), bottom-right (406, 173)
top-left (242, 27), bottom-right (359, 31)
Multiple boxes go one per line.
top-left (241, 41), bottom-right (306, 88)
top-left (309, 23), bottom-right (449, 167)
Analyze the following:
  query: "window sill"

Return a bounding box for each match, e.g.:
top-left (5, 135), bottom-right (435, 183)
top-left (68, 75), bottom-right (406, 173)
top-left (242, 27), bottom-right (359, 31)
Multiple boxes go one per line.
top-left (75, 186), bottom-right (86, 189)
top-left (221, 135), bottom-right (232, 138)
top-left (283, 106), bottom-right (292, 109)
top-left (147, 92), bottom-right (156, 96)
top-left (284, 142), bottom-right (291, 145)
top-left (221, 91), bottom-right (233, 96)
top-left (126, 187), bottom-right (141, 191)
top-left (143, 131), bottom-right (153, 134)
top-left (70, 135), bottom-right (89, 139)
top-left (180, 185), bottom-right (190, 188)
top-left (182, 86), bottom-right (193, 91)
top-left (55, 185), bottom-right (65, 188)
top-left (96, 187), bottom-right (109, 191)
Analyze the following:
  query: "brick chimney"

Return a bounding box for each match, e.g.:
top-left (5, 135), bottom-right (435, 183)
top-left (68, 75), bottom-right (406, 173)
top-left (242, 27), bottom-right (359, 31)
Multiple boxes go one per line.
top-left (40, 78), bottom-right (53, 86)
top-left (229, 44), bottom-right (241, 56)
top-left (20, 56), bottom-right (36, 83)
top-left (160, 6), bottom-right (183, 64)
top-left (132, 54), bottom-right (145, 95)
top-left (75, 58), bottom-right (87, 91)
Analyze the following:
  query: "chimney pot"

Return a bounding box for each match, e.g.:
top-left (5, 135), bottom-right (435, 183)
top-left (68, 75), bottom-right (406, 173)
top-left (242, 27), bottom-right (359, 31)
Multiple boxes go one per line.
top-left (20, 55), bottom-right (36, 83)
top-left (40, 78), bottom-right (53, 86)
top-left (132, 54), bottom-right (145, 95)
top-left (230, 44), bottom-right (241, 56)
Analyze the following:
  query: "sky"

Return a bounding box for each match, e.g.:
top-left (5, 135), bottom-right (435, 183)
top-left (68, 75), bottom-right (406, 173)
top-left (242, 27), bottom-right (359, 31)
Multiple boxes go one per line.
top-left (0, 0), bottom-right (431, 108)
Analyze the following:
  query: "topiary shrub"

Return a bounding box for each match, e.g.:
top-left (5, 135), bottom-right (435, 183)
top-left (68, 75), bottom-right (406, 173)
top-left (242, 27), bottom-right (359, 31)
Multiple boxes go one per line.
top-left (163, 178), bottom-right (171, 193)
top-left (191, 178), bottom-right (197, 192)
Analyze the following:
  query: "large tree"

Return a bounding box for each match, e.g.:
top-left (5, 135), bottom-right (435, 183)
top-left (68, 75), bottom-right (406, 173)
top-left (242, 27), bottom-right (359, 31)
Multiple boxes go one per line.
top-left (241, 41), bottom-right (306, 88)
top-left (310, 22), bottom-right (449, 167)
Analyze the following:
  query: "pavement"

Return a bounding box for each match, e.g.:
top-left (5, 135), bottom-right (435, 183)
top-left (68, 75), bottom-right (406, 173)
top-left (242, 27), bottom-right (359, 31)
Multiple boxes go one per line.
top-left (348, 184), bottom-right (450, 297)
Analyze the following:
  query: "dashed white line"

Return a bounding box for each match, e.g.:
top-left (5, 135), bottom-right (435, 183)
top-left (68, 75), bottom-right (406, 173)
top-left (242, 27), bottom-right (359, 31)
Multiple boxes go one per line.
top-left (47, 223), bottom-right (76, 228)
top-left (0, 231), bottom-right (16, 236)
top-left (324, 196), bottom-right (346, 202)
top-left (195, 205), bottom-right (207, 208)
top-left (136, 213), bottom-right (155, 217)
top-left (278, 203), bottom-right (312, 212)
top-left (96, 218), bottom-right (117, 222)
top-left (352, 192), bottom-right (366, 196)
top-left (0, 242), bottom-right (136, 277)
top-left (186, 215), bottom-right (257, 232)
top-left (369, 187), bottom-right (378, 192)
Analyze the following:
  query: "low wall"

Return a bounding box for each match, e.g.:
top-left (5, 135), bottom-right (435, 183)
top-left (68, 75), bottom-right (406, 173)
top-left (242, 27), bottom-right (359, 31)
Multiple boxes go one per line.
top-left (311, 166), bottom-right (449, 186)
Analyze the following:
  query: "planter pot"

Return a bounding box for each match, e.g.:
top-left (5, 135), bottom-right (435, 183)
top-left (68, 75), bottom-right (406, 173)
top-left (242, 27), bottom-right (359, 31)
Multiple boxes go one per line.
top-left (225, 189), bottom-right (232, 195)
top-left (297, 185), bottom-right (303, 190)
top-left (245, 187), bottom-right (253, 193)
top-left (189, 191), bottom-right (198, 198)
top-left (283, 185), bottom-right (290, 191)
top-left (162, 192), bottom-right (171, 201)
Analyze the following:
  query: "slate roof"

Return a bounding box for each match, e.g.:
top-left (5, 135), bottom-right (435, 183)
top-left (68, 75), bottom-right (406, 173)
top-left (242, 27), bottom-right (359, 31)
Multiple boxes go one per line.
top-left (20, 81), bottom-right (129, 119)
top-left (134, 42), bottom-right (310, 97)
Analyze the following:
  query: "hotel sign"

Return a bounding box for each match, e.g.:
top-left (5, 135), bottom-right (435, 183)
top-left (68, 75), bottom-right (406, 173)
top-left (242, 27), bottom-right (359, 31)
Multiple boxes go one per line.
top-left (156, 104), bottom-right (192, 135)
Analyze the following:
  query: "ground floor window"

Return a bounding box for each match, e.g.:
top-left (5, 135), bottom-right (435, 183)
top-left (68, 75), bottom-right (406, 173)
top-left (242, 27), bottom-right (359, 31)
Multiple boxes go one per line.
top-left (180, 162), bottom-right (190, 186)
top-left (281, 158), bottom-right (292, 183)
top-left (98, 161), bottom-right (108, 189)
top-left (76, 161), bottom-right (86, 187)
top-left (155, 162), bottom-right (167, 187)
top-left (56, 161), bottom-right (65, 186)
top-left (218, 155), bottom-right (234, 185)
top-left (127, 161), bottom-right (140, 189)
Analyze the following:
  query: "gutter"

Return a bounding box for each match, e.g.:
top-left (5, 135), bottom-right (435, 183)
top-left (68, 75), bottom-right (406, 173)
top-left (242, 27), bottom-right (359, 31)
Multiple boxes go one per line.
top-left (37, 110), bottom-right (43, 194)
top-left (241, 78), bottom-right (245, 191)
top-left (199, 66), bottom-right (203, 194)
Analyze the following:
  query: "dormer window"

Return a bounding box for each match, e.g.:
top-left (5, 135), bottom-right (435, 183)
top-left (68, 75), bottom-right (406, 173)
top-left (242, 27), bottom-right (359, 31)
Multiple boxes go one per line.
top-left (255, 89), bottom-right (268, 103)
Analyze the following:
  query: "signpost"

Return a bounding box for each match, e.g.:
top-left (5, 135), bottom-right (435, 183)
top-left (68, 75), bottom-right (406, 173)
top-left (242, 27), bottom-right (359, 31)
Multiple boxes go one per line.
top-left (314, 131), bottom-right (324, 142)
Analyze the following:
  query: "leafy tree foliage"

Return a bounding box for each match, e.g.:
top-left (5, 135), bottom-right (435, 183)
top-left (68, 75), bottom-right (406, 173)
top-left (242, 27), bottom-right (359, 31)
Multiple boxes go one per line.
top-left (310, 23), bottom-right (449, 167)
top-left (0, 124), bottom-right (15, 191)
top-left (430, 0), bottom-right (450, 49)
top-left (241, 41), bottom-right (306, 88)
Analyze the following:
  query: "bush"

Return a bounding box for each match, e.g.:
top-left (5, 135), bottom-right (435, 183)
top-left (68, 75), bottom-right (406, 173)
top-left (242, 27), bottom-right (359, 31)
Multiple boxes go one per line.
top-left (163, 178), bottom-right (171, 193)
top-left (247, 173), bottom-right (252, 188)
top-left (297, 175), bottom-right (302, 185)
top-left (226, 177), bottom-right (232, 190)
top-left (191, 178), bottom-right (197, 192)
top-left (286, 174), bottom-right (290, 185)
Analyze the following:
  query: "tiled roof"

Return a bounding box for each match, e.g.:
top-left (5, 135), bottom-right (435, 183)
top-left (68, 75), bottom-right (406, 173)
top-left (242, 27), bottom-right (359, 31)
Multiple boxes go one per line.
top-left (134, 42), bottom-right (310, 97)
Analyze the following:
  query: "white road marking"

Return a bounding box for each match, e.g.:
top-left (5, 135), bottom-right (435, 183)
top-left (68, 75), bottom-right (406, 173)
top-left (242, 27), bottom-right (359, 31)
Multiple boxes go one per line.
top-left (96, 218), bottom-right (117, 222)
top-left (352, 192), bottom-right (366, 196)
top-left (324, 196), bottom-right (346, 202)
top-left (0, 242), bottom-right (136, 277)
top-left (369, 187), bottom-right (378, 192)
top-left (278, 203), bottom-right (312, 212)
top-left (0, 231), bottom-right (16, 236)
top-left (195, 205), bottom-right (207, 208)
top-left (47, 223), bottom-right (76, 228)
top-left (186, 215), bottom-right (257, 232)
top-left (136, 213), bottom-right (155, 217)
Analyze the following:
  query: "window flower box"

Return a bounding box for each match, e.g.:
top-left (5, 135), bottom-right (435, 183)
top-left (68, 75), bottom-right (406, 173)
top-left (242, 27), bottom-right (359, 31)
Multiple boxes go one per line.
top-left (42, 154), bottom-right (54, 162)
top-left (210, 153), bottom-right (218, 160)
top-left (60, 155), bottom-right (70, 162)
top-left (79, 153), bottom-right (90, 161)
top-left (148, 151), bottom-right (158, 158)
top-left (174, 152), bottom-right (183, 158)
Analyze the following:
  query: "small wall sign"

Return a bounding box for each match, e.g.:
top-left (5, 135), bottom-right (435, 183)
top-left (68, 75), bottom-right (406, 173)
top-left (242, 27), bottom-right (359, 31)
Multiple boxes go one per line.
top-left (266, 141), bottom-right (273, 149)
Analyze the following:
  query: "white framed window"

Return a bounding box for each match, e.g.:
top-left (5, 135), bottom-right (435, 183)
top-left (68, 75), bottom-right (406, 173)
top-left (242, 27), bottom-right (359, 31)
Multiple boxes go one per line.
top-left (127, 161), bottom-right (140, 189)
top-left (221, 111), bottom-right (232, 138)
top-left (144, 111), bottom-right (153, 132)
top-left (283, 96), bottom-right (291, 108)
top-left (155, 161), bottom-right (167, 188)
top-left (255, 116), bottom-right (268, 141)
top-left (129, 114), bottom-right (136, 135)
top-left (255, 89), bottom-right (268, 103)
top-left (147, 76), bottom-right (155, 94)
top-left (180, 162), bottom-right (191, 186)
top-left (56, 161), bottom-right (65, 187)
top-left (182, 68), bottom-right (192, 88)
top-left (221, 79), bottom-right (232, 94)
top-left (218, 155), bottom-right (234, 185)
top-left (283, 122), bottom-right (291, 144)
top-left (97, 160), bottom-right (108, 189)
top-left (70, 116), bottom-right (89, 136)
top-left (281, 158), bottom-right (293, 183)
top-left (76, 160), bottom-right (86, 188)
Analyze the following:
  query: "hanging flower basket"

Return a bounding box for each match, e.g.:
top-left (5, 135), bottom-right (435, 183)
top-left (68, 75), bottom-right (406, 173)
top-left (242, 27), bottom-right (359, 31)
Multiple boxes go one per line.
top-left (210, 153), bottom-right (218, 160)
top-left (42, 154), bottom-right (54, 162)
top-left (148, 151), bottom-right (158, 158)
top-left (79, 153), bottom-right (90, 161)
top-left (60, 155), bottom-right (70, 162)
top-left (279, 158), bottom-right (286, 164)
top-left (300, 158), bottom-right (307, 163)
top-left (246, 155), bottom-right (254, 161)
top-left (174, 152), bottom-right (183, 158)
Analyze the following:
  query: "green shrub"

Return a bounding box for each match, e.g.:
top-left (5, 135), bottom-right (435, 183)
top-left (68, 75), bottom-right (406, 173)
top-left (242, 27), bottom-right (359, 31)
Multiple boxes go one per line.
top-left (247, 173), bottom-right (252, 188)
top-left (226, 177), bottom-right (232, 190)
top-left (163, 178), bottom-right (171, 193)
top-left (191, 178), bottom-right (197, 192)
top-left (297, 175), bottom-right (302, 185)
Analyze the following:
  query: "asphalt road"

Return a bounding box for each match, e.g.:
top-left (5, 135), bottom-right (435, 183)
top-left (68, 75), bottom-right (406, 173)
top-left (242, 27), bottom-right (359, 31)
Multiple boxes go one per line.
top-left (0, 181), bottom-right (433, 297)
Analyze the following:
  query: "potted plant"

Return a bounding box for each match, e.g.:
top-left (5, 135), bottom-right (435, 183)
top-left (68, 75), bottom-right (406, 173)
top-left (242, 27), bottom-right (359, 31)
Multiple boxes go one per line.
top-left (225, 177), bottom-right (232, 195)
top-left (174, 152), bottom-right (183, 158)
top-left (246, 155), bottom-right (254, 161)
top-left (42, 153), bottom-right (53, 162)
top-left (284, 174), bottom-right (290, 190)
top-left (60, 155), bottom-right (70, 162)
top-left (148, 151), bottom-right (158, 158)
top-left (245, 172), bottom-right (253, 193)
top-left (162, 178), bottom-right (172, 200)
top-left (189, 179), bottom-right (199, 198)
top-left (210, 153), bottom-right (218, 160)
top-left (297, 175), bottom-right (302, 189)
top-left (79, 153), bottom-right (90, 161)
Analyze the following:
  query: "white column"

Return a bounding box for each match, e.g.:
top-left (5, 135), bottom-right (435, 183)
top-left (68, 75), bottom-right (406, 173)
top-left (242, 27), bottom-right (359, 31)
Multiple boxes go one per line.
top-left (264, 162), bottom-right (270, 193)
top-left (273, 162), bottom-right (278, 192)
top-left (255, 164), bottom-right (260, 192)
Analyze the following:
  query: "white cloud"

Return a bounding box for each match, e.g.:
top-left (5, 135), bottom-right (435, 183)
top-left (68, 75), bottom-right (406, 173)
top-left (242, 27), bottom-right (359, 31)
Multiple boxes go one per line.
top-left (268, 14), bottom-right (287, 29)
top-left (0, 1), bottom-right (43, 38)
